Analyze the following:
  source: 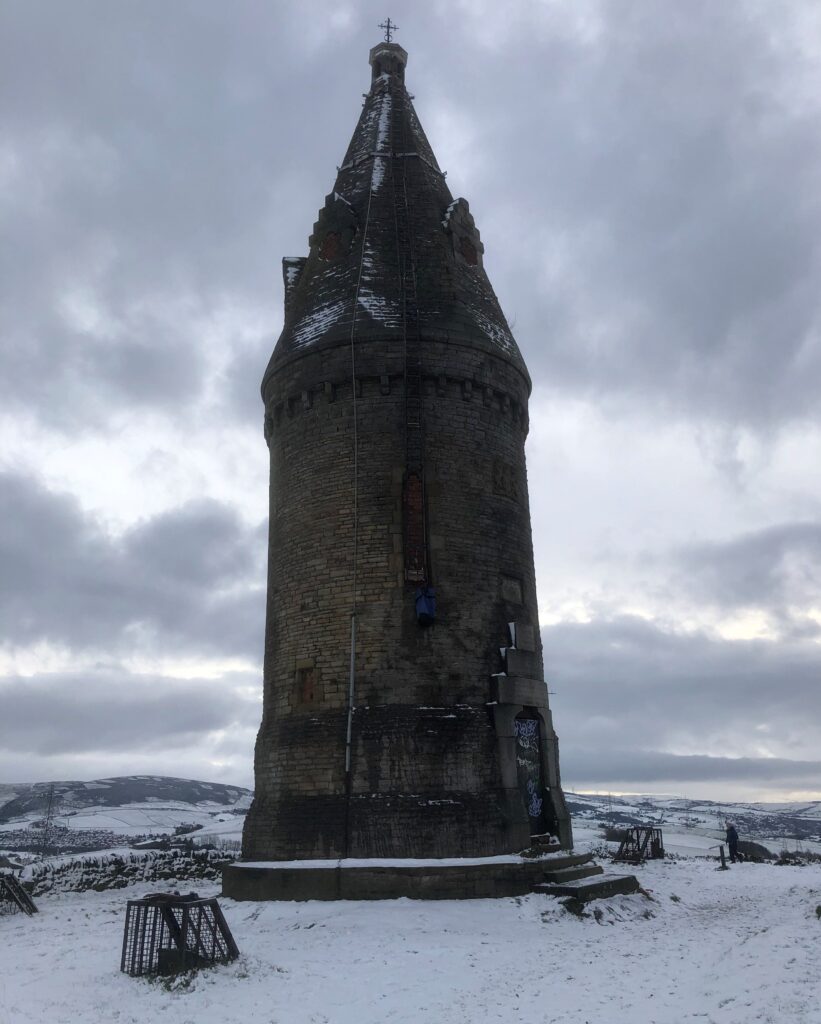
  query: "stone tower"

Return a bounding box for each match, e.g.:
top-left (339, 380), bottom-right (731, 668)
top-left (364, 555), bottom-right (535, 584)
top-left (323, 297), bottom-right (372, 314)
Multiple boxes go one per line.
top-left (242, 38), bottom-right (571, 864)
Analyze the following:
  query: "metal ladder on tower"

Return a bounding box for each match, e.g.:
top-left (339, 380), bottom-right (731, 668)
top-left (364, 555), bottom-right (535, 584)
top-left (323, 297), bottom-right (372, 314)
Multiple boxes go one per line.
top-left (389, 82), bottom-right (427, 584)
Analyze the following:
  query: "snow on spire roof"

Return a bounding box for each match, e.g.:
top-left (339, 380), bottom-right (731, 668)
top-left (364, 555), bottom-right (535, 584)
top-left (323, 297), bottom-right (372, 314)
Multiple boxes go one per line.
top-left (262, 40), bottom-right (528, 391)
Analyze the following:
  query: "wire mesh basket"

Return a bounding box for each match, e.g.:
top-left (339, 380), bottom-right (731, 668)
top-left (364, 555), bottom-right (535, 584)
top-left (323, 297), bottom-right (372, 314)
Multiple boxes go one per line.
top-left (0, 874), bottom-right (38, 916)
top-left (120, 891), bottom-right (239, 976)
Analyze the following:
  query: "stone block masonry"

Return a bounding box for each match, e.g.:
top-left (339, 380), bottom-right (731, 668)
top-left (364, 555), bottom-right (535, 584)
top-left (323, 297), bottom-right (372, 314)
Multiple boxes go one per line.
top-left (244, 334), bottom-right (571, 860)
top-left (241, 38), bottom-right (572, 871)
top-left (223, 852), bottom-right (616, 902)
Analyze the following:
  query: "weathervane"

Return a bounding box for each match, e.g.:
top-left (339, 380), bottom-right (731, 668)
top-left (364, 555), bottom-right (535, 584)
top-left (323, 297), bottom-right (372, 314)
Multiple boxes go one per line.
top-left (378, 17), bottom-right (398, 43)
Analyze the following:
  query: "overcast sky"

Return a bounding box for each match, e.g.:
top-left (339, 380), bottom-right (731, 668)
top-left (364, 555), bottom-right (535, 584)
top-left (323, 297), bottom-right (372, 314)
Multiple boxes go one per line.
top-left (1, 0), bottom-right (820, 802)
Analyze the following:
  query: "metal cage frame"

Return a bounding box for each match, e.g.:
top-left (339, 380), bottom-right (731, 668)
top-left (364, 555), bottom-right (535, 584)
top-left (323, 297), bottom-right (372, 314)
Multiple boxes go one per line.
top-left (613, 826), bottom-right (665, 864)
top-left (0, 873), bottom-right (38, 916)
top-left (120, 892), bottom-right (239, 976)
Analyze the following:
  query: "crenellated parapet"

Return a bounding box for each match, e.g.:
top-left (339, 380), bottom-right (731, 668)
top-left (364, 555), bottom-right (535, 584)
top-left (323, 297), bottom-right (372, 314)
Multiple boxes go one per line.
top-left (263, 370), bottom-right (531, 446)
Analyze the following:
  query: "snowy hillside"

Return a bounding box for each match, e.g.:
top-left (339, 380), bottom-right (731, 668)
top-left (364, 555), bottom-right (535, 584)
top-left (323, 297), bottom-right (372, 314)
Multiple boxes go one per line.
top-left (0, 776), bottom-right (250, 821)
top-left (0, 776), bottom-right (250, 855)
top-left (567, 791), bottom-right (821, 854)
top-left (0, 783), bottom-right (26, 808)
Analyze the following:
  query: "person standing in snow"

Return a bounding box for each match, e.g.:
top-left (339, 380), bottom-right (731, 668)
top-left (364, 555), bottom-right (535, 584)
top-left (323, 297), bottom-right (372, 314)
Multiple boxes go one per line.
top-left (725, 821), bottom-right (740, 863)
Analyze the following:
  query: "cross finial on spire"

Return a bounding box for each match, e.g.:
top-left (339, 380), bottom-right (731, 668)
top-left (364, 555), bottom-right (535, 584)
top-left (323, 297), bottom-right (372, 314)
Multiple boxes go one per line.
top-left (378, 17), bottom-right (398, 43)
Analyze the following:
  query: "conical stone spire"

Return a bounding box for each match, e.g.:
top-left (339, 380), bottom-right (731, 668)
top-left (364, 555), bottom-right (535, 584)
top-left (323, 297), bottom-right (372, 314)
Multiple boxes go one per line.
top-left (263, 41), bottom-right (528, 392)
top-left (241, 38), bottom-right (571, 870)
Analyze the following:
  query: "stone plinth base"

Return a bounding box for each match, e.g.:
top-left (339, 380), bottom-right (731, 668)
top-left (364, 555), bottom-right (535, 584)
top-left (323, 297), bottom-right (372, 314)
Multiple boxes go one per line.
top-left (222, 852), bottom-right (622, 902)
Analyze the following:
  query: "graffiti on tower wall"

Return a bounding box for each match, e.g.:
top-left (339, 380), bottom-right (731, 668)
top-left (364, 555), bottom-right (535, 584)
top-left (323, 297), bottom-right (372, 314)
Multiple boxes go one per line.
top-left (515, 717), bottom-right (547, 833)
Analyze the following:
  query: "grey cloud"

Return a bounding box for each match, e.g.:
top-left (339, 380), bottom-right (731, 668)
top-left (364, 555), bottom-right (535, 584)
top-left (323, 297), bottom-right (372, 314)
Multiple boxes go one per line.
top-left (0, 1), bottom-right (362, 430)
top-left (0, 137), bottom-right (212, 430)
top-left (126, 501), bottom-right (258, 587)
top-left (562, 749), bottom-right (821, 789)
top-left (0, 471), bottom-right (265, 657)
top-left (3, 1), bottom-right (819, 434)
top-left (2, 1), bottom-right (820, 793)
top-left (0, 668), bottom-right (259, 756)
top-left (544, 616), bottom-right (821, 766)
top-left (674, 523), bottom-right (821, 627)
top-left (218, 339), bottom-right (274, 426)
top-left (426, 1), bottom-right (821, 429)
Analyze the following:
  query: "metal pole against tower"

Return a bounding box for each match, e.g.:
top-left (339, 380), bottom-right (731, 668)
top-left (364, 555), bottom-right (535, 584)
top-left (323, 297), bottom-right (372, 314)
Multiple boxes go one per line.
top-left (39, 783), bottom-right (56, 857)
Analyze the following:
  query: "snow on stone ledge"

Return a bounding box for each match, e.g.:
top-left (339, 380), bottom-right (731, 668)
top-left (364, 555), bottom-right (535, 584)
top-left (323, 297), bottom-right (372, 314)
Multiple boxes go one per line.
top-left (236, 853), bottom-right (566, 870)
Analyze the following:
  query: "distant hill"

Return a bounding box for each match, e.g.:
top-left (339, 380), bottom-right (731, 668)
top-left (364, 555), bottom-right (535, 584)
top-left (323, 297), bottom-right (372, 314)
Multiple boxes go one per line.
top-left (0, 776), bottom-right (251, 824)
top-left (566, 791), bottom-right (821, 846)
top-left (0, 784), bottom-right (28, 812)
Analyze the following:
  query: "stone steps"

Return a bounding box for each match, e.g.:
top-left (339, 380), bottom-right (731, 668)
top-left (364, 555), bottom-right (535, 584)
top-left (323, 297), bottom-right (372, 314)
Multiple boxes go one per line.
top-left (534, 872), bottom-right (640, 902)
top-left (529, 851), bottom-right (594, 873)
top-left (540, 863), bottom-right (604, 884)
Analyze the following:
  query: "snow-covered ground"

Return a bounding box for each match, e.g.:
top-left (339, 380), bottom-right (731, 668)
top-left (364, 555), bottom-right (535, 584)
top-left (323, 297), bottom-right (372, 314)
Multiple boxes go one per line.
top-left (3, 844), bottom-right (820, 1023)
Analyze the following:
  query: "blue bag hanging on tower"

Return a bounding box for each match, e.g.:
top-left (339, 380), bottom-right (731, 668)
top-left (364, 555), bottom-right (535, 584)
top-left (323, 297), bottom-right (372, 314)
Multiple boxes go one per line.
top-left (415, 586), bottom-right (436, 626)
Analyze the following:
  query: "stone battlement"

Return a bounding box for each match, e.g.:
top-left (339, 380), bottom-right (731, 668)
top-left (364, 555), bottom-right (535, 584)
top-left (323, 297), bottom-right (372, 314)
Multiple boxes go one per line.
top-left (264, 371), bottom-right (529, 444)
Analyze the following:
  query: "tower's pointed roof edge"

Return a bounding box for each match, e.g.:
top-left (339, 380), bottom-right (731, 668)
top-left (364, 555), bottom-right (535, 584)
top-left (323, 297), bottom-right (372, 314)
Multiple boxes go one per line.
top-left (262, 38), bottom-right (529, 396)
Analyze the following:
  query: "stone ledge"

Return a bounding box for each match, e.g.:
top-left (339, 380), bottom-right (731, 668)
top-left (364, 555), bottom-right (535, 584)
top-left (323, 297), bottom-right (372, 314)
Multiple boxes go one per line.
top-left (534, 873), bottom-right (641, 902)
top-left (264, 331), bottom-right (533, 398)
top-left (490, 675), bottom-right (549, 707)
top-left (540, 864), bottom-right (604, 884)
top-left (222, 852), bottom-right (591, 902)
